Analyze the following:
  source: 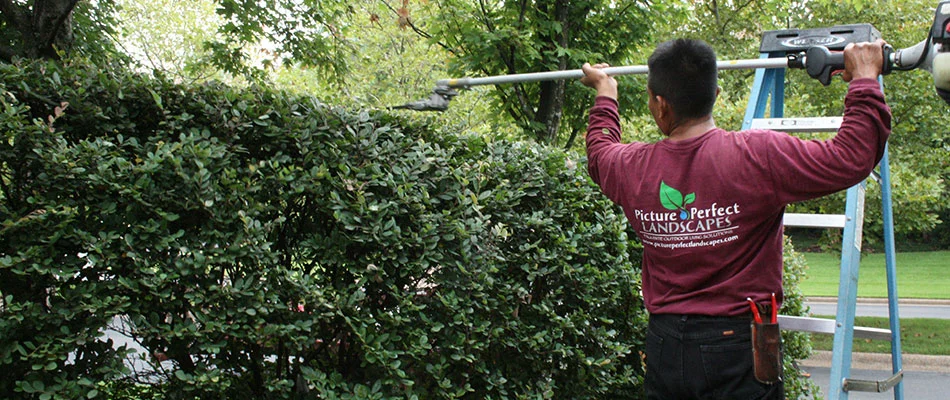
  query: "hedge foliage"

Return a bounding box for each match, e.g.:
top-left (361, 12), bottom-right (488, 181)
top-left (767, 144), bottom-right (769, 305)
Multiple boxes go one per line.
top-left (0, 58), bottom-right (816, 399)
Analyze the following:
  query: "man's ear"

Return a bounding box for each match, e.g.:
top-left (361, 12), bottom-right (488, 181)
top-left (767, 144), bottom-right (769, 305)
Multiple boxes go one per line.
top-left (655, 95), bottom-right (672, 119)
top-left (653, 94), bottom-right (675, 134)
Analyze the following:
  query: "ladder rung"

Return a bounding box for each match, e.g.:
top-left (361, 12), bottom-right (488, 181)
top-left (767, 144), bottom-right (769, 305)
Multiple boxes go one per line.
top-left (777, 315), bottom-right (892, 341)
top-left (750, 117), bottom-right (843, 132)
top-left (843, 371), bottom-right (903, 393)
top-left (783, 213), bottom-right (847, 228)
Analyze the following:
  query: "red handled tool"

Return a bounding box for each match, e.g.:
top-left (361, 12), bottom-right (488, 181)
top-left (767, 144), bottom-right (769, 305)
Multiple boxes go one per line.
top-left (750, 295), bottom-right (783, 384)
top-left (747, 295), bottom-right (779, 324)
top-left (770, 293), bottom-right (778, 324)
top-left (746, 297), bottom-right (763, 324)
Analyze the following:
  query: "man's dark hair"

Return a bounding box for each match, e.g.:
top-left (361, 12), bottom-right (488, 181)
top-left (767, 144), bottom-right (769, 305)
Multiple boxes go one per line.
top-left (647, 39), bottom-right (718, 120)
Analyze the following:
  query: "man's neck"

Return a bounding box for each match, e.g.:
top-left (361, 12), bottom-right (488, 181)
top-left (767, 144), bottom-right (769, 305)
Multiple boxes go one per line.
top-left (666, 116), bottom-right (717, 142)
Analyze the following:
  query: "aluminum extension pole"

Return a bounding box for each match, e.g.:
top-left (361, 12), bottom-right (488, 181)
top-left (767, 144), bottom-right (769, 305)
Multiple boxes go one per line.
top-left (395, 57), bottom-right (797, 111)
top-left (436, 58), bottom-right (792, 89)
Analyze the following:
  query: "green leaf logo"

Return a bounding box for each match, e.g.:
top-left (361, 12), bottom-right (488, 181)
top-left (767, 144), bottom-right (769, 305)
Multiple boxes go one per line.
top-left (659, 181), bottom-right (696, 220)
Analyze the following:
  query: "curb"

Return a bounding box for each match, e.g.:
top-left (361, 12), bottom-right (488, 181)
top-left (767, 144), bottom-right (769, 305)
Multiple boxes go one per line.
top-left (800, 351), bottom-right (950, 373)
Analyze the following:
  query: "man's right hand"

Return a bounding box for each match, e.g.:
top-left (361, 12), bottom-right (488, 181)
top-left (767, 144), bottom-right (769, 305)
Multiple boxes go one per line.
top-left (581, 63), bottom-right (618, 100)
top-left (842, 39), bottom-right (886, 82)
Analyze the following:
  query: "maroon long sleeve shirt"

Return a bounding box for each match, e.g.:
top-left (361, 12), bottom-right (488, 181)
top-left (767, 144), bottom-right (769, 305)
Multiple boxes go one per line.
top-left (586, 78), bottom-right (891, 316)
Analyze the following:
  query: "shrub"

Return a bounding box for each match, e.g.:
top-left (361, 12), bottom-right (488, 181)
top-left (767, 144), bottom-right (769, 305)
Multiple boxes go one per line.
top-left (781, 236), bottom-right (821, 399)
top-left (0, 58), bottom-right (817, 399)
top-left (0, 58), bottom-right (644, 399)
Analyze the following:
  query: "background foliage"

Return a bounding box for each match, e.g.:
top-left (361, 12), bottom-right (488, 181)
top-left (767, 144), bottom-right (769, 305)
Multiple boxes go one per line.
top-left (413, 0), bottom-right (656, 147)
top-left (114, 0), bottom-right (224, 83)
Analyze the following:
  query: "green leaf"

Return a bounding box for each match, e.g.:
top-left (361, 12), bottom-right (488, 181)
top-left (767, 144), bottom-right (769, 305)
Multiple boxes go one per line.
top-left (659, 181), bottom-right (684, 210)
top-left (683, 193), bottom-right (696, 205)
top-left (175, 370), bottom-right (189, 381)
top-left (147, 88), bottom-right (163, 110)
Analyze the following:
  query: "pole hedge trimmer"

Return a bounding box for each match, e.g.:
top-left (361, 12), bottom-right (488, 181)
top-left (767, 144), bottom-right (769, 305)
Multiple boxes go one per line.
top-left (393, 1), bottom-right (950, 111)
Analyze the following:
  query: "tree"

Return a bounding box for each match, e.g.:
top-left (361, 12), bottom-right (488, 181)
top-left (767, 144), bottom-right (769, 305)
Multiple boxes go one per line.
top-left (405, 0), bottom-right (656, 146)
top-left (793, 0), bottom-right (950, 243)
top-left (206, 0), bottom-right (355, 80)
top-left (1, 0), bottom-right (354, 80)
top-left (271, 1), bottom-right (517, 141)
top-left (1, 0), bottom-right (88, 61)
top-left (114, 0), bottom-right (224, 82)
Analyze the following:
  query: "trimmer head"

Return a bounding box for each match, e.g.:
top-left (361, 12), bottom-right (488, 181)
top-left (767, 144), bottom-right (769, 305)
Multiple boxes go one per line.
top-left (390, 86), bottom-right (458, 112)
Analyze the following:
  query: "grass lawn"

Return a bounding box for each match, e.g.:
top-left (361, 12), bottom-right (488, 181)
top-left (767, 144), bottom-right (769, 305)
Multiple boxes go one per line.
top-left (796, 251), bottom-right (950, 299)
top-left (791, 240), bottom-right (950, 355)
top-left (809, 316), bottom-right (950, 355)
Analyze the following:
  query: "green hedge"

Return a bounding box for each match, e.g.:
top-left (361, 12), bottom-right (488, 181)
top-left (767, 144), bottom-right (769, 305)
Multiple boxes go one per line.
top-left (0, 58), bottom-right (816, 399)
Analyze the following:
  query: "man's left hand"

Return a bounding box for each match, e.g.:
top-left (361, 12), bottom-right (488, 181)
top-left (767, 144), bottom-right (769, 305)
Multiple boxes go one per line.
top-left (581, 63), bottom-right (618, 100)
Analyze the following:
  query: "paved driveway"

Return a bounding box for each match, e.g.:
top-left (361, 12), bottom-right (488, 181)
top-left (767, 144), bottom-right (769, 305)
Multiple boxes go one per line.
top-left (803, 366), bottom-right (950, 400)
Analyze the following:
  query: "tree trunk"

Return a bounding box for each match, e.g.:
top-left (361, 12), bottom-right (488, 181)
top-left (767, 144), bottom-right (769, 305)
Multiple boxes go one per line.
top-left (532, 0), bottom-right (570, 145)
top-left (535, 80), bottom-right (565, 144)
top-left (0, 0), bottom-right (80, 61)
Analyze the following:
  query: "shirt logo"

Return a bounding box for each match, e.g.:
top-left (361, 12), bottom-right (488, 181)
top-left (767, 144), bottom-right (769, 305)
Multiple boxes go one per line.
top-left (632, 181), bottom-right (742, 249)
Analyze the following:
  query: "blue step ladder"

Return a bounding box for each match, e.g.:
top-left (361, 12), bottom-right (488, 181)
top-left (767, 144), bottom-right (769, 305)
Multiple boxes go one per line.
top-left (742, 30), bottom-right (904, 399)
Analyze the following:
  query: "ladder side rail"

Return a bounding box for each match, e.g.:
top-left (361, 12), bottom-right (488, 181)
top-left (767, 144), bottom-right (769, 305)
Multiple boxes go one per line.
top-left (771, 66), bottom-right (786, 118)
top-left (829, 181), bottom-right (867, 400)
top-left (741, 53), bottom-right (780, 130)
top-left (879, 144), bottom-right (905, 400)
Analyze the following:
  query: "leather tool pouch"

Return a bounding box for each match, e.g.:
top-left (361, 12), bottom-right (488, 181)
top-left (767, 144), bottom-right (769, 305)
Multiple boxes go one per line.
top-left (751, 322), bottom-right (782, 384)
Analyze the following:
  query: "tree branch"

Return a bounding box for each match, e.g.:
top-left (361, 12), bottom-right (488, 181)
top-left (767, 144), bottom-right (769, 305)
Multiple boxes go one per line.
top-left (706, 0), bottom-right (721, 28)
top-left (563, 126), bottom-right (580, 151)
top-left (602, 2), bottom-right (637, 32)
top-left (477, 0), bottom-right (495, 32)
top-left (718, 0), bottom-right (756, 36)
top-left (378, 0), bottom-right (456, 54)
top-left (33, 0), bottom-right (81, 57)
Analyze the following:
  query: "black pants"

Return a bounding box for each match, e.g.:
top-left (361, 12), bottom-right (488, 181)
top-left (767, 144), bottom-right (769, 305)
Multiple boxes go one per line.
top-left (644, 314), bottom-right (784, 400)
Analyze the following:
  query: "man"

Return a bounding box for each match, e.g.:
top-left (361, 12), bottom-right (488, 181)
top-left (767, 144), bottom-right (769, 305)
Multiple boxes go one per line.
top-left (580, 38), bottom-right (890, 399)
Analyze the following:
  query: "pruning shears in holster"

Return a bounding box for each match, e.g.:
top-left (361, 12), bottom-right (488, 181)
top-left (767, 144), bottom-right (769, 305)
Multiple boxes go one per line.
top-left (747, 294), bottom-right (782, 384)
